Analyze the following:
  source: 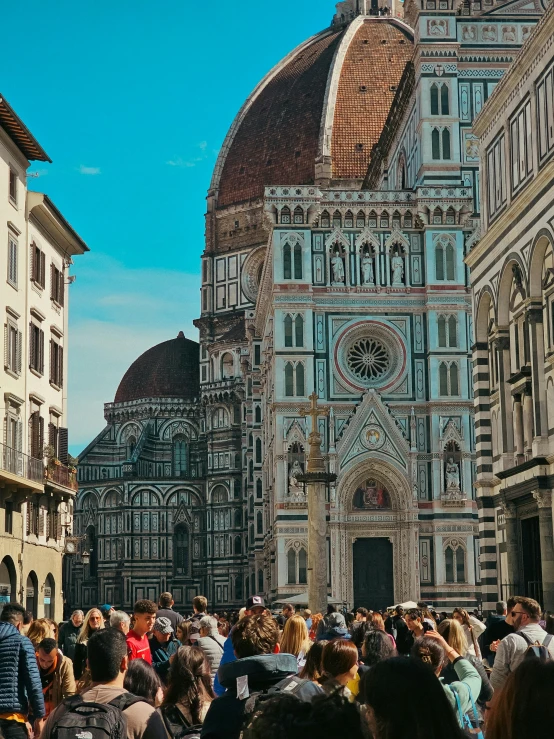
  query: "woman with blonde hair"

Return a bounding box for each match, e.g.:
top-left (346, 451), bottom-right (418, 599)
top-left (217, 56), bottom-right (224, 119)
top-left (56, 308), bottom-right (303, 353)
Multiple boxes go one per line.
top-left (452, 607), bottom-right (485, 659)
top-left (438, 618), bottom-right (492, 712)
top-left (280, 614), bottom-right (312, 668)
top-left (73, 608), bottom-right (104, 681)
top-left (27, 618), bottom-right (55, 648)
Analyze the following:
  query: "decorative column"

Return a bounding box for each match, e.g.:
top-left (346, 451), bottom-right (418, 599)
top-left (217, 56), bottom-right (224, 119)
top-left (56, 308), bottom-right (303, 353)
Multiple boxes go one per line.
top-left (297, 392), bottom-right (336, 615)
top-left (501, 497), bottom-right (520, 595)
top-left (496, 336), bottom-right (514, 458)
top-left (527, 307), bottom-right (548, 444)
top-left (533, 491), bottom-right (554, 611)
top-left (513, 395), bottom-right (524, 464)
top-left (523, 390), bottom-right (534, 458)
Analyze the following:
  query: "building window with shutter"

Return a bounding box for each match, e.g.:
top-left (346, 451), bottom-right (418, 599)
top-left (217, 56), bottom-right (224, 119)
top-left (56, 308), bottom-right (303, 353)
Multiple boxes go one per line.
top-left (50, 337), bottom-right (63, 388)
top-left (9, 169), bottom-right (17, 205)
top-left (50, 264), bottom-right (65, 306)
top-left (5, 501), bottom-right (13, 534)
top-left (5, 319), bottom-right (22, 376)
top-left (31, 243), bottom-right (46, 288)
top-left (7, 233), bottom-right (18, 288)
top-left (30, 323), bottom-right (44, 374)
top-left (29, 411), bottom-right (44, 459)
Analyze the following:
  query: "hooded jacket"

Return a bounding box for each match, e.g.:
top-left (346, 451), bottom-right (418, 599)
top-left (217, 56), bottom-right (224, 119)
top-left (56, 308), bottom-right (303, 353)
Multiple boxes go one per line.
top-left (0, 621), bottom-right (45, 718)
top-left (201, 653), bottom-right (319, 739)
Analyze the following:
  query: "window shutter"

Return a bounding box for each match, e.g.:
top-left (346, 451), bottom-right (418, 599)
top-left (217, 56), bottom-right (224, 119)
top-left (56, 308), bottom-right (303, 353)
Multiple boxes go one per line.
top-left (39, 415), bottom-right (44, 454)
top-left (49, 339), bottom-right (54, 383)
top-left (3, 324), bottom-right (7, 370)
top-left (30, 412), bottom-right (39, 458)
top-left (29, 323), bottom-right (35, 369)
top-left (56, 509), bottom-right (62, 540)
top-left (16, 331), bottom-right (22, 374)
top-left (59, 269), bottom-right (65, 307)
top-left (39, 329), bottom-right (44, 374)
top-left (39, 507), bottom-right (45, 536)
top-left (16, 419), bottom-right (22, 453)
top-left (58, 427), bottom-right (68, 465)
top-left (26, 502), bottom-right (31, 535)
top-left (59, 345), bottom-right (64, 387)
top-left (40, 251), bottom-right (46, 288)
top-left (50, 263), bottom-right (55, 300)
top-left (30, 245), bottom-right (36, 282)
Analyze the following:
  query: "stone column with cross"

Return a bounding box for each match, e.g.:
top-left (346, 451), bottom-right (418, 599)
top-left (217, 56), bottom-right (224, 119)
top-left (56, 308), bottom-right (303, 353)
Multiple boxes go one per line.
top-left (297, 392), bottom-right (336, 615)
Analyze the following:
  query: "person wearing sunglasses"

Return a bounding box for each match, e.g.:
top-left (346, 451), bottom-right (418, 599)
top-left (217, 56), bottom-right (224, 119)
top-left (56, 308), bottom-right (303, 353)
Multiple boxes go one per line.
top-left (490, 596), bottom-right (554, 691)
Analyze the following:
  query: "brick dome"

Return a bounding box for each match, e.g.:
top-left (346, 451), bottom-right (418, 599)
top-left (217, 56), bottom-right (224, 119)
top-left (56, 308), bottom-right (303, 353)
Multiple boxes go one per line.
top-left (212, 16), bottom-right (413, 208)
top-left (114, 332), bottom-right (199, 403)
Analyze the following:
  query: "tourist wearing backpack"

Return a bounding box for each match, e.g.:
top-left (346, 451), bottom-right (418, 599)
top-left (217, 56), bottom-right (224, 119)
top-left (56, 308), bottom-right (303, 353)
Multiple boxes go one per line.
top-left (201, 614), bottom-right (320, 739)
top-left (40, 628), bottom-right (167, 739)
top-left (490, 596), bottom-right (554, 691)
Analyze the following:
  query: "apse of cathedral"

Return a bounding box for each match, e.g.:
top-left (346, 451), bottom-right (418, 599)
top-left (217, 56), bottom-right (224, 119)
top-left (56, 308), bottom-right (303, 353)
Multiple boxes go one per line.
top-left (73, 0), bottom-right (548, 612)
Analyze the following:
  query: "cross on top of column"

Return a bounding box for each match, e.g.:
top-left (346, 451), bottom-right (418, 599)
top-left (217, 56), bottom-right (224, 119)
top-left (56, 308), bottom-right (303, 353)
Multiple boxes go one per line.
top-left (299, 392), bottom-right (330, 473)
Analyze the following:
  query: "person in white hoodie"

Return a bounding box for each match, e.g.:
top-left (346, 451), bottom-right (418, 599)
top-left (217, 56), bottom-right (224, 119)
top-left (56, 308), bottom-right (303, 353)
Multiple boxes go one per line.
top-left (452, 608), bottom-right (485, 659)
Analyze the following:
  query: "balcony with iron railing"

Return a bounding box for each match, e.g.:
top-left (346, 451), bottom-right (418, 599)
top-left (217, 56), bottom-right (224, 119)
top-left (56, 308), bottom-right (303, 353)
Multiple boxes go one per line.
top-left (0, 441), bottom-right (44, 491)
top-left (44, 461), bottom-right (78, 493)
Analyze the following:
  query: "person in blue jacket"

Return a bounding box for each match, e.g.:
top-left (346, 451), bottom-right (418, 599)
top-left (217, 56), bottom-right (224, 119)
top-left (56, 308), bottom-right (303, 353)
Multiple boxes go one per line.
top-left (0, 603), bottom-right (45, 739)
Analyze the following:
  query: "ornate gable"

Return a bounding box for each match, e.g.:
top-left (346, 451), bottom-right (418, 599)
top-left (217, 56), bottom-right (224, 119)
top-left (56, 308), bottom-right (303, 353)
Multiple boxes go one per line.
top-left (337, 390), bottom-right (410, 472)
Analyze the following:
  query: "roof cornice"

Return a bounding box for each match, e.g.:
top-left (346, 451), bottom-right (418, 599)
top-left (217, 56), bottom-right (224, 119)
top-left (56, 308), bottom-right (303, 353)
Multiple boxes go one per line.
top-left (0, 94), bottom-right (51, 162)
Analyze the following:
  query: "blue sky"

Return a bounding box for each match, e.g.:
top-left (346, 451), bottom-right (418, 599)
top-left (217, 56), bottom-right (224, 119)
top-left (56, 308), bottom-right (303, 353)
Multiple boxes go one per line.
top-left (2, 0), bottom-right (333, 453)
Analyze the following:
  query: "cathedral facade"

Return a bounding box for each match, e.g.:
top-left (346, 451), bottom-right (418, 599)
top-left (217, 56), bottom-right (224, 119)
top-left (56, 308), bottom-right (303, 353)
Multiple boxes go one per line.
top-left (74, 0), bottom-right (548, 612)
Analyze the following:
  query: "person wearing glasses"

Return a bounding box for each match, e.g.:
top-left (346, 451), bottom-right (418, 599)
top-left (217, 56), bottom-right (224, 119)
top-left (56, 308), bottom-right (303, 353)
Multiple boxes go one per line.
top-left (490, 596), bottom-right (554, 691)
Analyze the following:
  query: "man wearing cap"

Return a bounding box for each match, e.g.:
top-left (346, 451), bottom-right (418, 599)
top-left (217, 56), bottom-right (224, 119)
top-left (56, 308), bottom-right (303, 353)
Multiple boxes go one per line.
top-left (99, 604), bottom-right (114, 628)
top-left (148, 617), bottom-right (180, 684)
top-left (213, 596), bottom-right (267, 696)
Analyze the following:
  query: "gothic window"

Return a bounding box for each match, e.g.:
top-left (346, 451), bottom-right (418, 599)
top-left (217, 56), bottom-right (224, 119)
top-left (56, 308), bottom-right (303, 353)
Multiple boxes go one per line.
top-left (249, 524), bottom-right (254, 545)
top-left (255, 438), bottom-right (262, 464)
top-left (431, 84), bottom-right (439, 115)
top-left (212, 485), bottom-right (227, 503)
top-left (441, 84), bottom-right (450, 115)
top-left (344, 210), bottom-right (354, 228)
top-left (234, 509), bottom-right (242, 528)
top-left (392, 210), bottom-right (402, 229)
top-left (320, 211), bottom-right (330, 228)
top-left (280, 206), bottom-right (291, 224)
top-left (439, 362), bottom-right (460, 396)
top-left (380, 211), bottom-right (389, 228)
top-left (174, 524), bottom-right (189, 576)
top-left (256, 478), bottom-right (262, 498)
top-left (287, 549), bottom-right (296, 584)
top-left (296, 363), bottom-right (305, 396)
top-left (356, 211), bottom-right (365, 228)
top-left (431, 83), bottom-right (449, 115)
top-left (283, 243), bottom-right (292, 280)
top-left (248, 459), bottom-right (253, 482)
top-left (173, 436), bottom-right (188, 477)
top-left (284, 314), bottom-right (304, 347)
top-left (442, 129), bottom-right (451, 160)
top-left (255, 406), bottom-right (261, 424)
top-left (298, 548), bottom-right (307, 584)
top-left (235, 574), bottom-right (243, 600)
top-left (284, 315), bottom-right (293, 347)
top-left (295, 315), bottom-right (304, 347)
top-left (445, 542), bottom-right (466, 583)
top-left (293, 243), bottom-right (302, 279)
top-left (249, 495), bottom-right (254, 515)
top-left (234, 535), bottom-right (242, 554)
top-left (332, 210), bottom-right (342, 228)
top-left (212, 407), bottom-right (229, 429)
top-left (404, 211), bottom-right (413, 228)
top-left (221, 352), bottom-right (234, 378)
top-left (368, 210), bottom-right (377, 228)
top-left (256, 510), bottom-right (263, 535)
top-left (446, 207), bottom-right (456, 225)
top-left (435, 239), bottom-right (456, 281)
top-left (258, 569), bottom-right (264, 593)
top-left (234, 479), bottom-right (241, 499)
top-left (433, 207), bottom-right (443, 225)
top-left (438, 315), bottom-right (458, 348)
top-left (432, 128), bottom-right (441, 159)
top-left (294, 206), bottom-right (304, 224)
top-left (285, 363), bottom-right (294, 396)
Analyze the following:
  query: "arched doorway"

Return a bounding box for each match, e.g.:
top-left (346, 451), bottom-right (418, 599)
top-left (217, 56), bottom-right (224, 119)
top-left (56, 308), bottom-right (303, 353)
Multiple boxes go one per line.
top-left (43, 573), bottom-right (55, 620)
top-left (0, 556), bottom-right (17, 613)
top-left (26, 571), bottom-right (38, 618)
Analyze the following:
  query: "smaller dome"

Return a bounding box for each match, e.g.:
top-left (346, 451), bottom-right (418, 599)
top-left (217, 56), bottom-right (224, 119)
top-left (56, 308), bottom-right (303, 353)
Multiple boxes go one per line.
top-left (114, 333), bottom-right (199, 403)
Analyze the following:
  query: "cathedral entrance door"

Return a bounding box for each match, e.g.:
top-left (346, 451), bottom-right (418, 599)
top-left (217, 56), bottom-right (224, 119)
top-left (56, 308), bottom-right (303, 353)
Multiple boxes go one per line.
top-left (353, 538), bottom-right (394, 611)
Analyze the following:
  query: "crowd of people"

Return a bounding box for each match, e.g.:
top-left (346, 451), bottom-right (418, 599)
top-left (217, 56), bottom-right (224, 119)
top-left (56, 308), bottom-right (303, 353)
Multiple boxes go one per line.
top-left (1, 592), bottom-right (554, 739)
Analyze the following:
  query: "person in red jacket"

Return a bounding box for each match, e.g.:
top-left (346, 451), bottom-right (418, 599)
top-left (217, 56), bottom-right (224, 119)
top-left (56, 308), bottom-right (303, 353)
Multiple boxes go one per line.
top-left (126, 600), bottom-right (157, 663)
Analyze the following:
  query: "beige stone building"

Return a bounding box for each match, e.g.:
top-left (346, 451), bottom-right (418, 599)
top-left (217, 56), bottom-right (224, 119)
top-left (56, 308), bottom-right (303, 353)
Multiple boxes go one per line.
top-left (467, 3), bottom-right (554, 612)
top-left (0, 94), bottom-right (88, 620)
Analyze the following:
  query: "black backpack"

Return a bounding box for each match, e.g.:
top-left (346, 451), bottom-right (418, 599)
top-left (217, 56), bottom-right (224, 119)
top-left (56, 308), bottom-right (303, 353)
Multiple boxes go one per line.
top-left (240, 676), bottom-right (318, 738)
top-left (520, 631), bottom-right (554, 661)
top-left (158, 704), bottom-right (203, 739)
top-left (51, 693), bottom-right (146, 739)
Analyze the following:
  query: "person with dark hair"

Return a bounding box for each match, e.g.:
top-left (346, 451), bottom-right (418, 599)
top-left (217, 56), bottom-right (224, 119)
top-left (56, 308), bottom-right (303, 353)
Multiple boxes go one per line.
top-left (242, 691), bottom-right (366, 739)
top-left (361, 657), bottom-right (466, 739)
top-left (411, 630), bottom-right (481, 726)
top-left (486, 658), bottom-right (554, 739)
top-left (361, 629), bottom-right (396, 667)
top-left (491, 595), bottom-right (554, 690)
top-left (317, 612), bottom-right (351, 641)
top-left (34, 638), bottom-right (76, 718)
top-left (320, 639), bottom-right (359, 697)
top-left (201, 614), bottom-right (320, 739)
top-left (402, 608), bottom-right (433, 655)
top-left (315, 604), bottom-right (337, 640)
top-left (57, 610), bottom-right (84, 662)
top-left (123, 659), bottom-right (163, 706)
top-left (40, 629), bottom-right (167, 739)
top-left (391, 606), bottom-right (409, 654)
top-left (282, 604), bottom-right (295, 621)
top-left (299, 640), bottom-right (327, 683)
top-left (349, 607), bottom-right (368, 642)
top-left (481, 596), bottom-right (517, 666)
top-left (0, 603), bottom-right (45, 739)
top-left (160, 645), bottom-right (214, 732)
top-left (187, 595), bottom-right (208, 645)
top-left (157, 592), bottom-right (183, 632)
top-left (127, 600), bottom-right (157, 664)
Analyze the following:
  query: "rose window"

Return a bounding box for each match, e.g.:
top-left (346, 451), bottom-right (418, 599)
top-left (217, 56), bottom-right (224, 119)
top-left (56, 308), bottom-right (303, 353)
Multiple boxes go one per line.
top-left (346, 338), bottom-right (391, 381)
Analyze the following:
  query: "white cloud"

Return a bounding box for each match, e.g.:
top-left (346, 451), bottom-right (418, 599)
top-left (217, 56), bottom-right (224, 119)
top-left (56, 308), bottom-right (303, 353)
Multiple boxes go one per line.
top-left (198, 141), bottom-right (207, 151)
top-left (166, 157), bottom-right (198, 168)
top-left (78, 165), bottom-right (101, 175)
top-left (67, 253), bottom-right (200, 455)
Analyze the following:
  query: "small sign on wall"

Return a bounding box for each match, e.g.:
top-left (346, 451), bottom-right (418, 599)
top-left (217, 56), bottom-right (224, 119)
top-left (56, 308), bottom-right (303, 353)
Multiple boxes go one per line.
top-left (44, 597), bottom-right (51, 605)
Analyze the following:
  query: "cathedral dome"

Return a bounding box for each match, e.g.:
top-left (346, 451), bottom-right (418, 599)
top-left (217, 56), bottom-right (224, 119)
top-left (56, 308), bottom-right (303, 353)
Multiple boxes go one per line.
top-left (212, 15), bottom-right (413, 208)
top-left (114, 332), bottom-right (199, 403)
